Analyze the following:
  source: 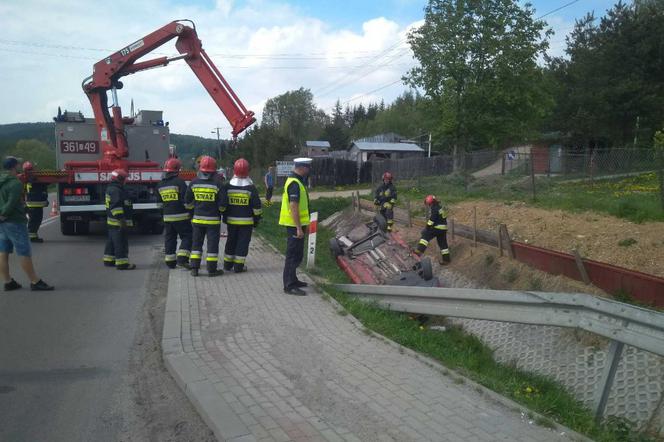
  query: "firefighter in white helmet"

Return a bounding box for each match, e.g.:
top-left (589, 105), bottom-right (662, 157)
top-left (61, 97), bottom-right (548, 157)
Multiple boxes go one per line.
top-left (221, 158), bottom-right (262, 272)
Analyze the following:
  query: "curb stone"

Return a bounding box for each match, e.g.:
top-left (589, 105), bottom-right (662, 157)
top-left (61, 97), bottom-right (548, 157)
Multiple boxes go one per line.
top-left (257, 232), bottom-right (592, 442)
top-left (162, 270), bottom-right (257, 442)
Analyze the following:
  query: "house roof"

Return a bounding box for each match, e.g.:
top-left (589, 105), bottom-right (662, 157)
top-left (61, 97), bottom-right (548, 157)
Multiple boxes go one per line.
top-left (351, 141), bottom-right (424, 152)
top-left (305, 140), bottom-right (330, 148)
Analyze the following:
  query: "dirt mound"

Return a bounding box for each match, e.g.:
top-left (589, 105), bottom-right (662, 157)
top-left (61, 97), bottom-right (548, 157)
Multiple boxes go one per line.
top-left (448, 200), bottom-right (664, 278)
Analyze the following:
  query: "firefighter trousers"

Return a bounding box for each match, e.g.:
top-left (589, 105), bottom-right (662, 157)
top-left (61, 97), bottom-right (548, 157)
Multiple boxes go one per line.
top-left (416, 228), bottom-right (450, 263)
top-left (164, 220), bottom-right (193, 268)
top-left (223, 224), bottom-right (253, 271)
top-left (104, 226), bottom-right (130, 268)
top-left (190, 223), bottom-right (220, 272)
top-left (27, 207), bottom-right (44, 239)
top-left (380, 206), bottom-right (394, 231)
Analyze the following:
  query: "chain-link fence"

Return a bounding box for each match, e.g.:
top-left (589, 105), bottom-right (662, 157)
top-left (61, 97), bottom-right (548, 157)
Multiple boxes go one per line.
top-left (504, 148), bottom-right (658, 181)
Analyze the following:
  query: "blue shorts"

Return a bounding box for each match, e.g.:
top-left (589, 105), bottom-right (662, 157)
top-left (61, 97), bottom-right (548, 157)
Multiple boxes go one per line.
top-left (0, 221), bottom-right (32, 257)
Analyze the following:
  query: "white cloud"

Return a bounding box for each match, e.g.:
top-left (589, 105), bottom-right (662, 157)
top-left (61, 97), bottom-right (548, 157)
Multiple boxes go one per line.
top-left (0, 0), bottom-right (420, 137)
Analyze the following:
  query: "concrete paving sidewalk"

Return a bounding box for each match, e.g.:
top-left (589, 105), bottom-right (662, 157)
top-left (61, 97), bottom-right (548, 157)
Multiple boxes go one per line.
top-left (163, 236), bottom-right (581, 442)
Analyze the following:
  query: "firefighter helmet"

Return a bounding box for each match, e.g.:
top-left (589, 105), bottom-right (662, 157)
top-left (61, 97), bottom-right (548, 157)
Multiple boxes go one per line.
top-left (424, 195), bottom-right (437, 206)
top-left (163, 158), bottom-right (181, 173)
top-left (382, 171), bottom-right (393, 182)
top-left (22, 161), bottom-right (34, 172)
top-left (233, 158), bottom-right (250, 178)
top-left (111, 169), bottom-right (128, 181)
top-left (199, 156), bottom-right (217, 173)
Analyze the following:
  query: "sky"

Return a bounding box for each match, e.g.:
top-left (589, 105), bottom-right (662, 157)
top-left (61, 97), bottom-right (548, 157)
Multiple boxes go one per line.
top-left (0, 0), bottom-right (618, 138)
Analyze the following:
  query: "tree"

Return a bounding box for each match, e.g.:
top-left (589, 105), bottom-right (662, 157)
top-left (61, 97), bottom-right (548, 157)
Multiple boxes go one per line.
top-left (262, 88), bottom-right (325, 146)
top-left (546, 1), bottom-right (664, 149)
top-left (406, 0), bottom-right (552, 167)
top-left (10, 139), bottom-right (55, 170)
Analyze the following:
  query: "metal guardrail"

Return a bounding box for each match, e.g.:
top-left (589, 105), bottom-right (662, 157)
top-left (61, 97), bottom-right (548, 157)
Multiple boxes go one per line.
top-left (335, 284), bottom-right (664, 420)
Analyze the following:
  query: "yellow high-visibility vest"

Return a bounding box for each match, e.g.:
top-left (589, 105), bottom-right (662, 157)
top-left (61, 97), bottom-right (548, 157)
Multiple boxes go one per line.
top-left (279, 177), bottom-right (310, 227)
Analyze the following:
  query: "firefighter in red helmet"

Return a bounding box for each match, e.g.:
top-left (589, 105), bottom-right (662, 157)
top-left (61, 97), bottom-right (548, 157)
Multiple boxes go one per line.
top-left (414, 195), bottom-right (450, 264)
top-left (220, 158), bottom-right (262, 272)
top-left (22, 161), bottom-right (49, 243)
top-left (104, 169), bottom-right (136, 269)
top-left (185, 156), bottom-right (224, 277)
top-left (157, 158), bottom-right (192, 269)
top-left (374, 171), bottom-right (397, 232)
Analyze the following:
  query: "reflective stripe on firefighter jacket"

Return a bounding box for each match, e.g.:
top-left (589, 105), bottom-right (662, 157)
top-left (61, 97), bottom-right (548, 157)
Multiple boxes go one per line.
top-left (185, 177), bottom-right (222, 225)
top-left (25, 181), bottom-right (49, 208)
top-left (105, 181), bottom-right (134, 227)
top-left (426, 202), bottom-right (448, 230)
top-left (278, 176), bottom-right (310, 227)
top-left (157, 175), bottom-right (190, 222)
top-left (374, 182), bottom-right (397, 207)
top-left (221, 177), bottom-right (262, 226)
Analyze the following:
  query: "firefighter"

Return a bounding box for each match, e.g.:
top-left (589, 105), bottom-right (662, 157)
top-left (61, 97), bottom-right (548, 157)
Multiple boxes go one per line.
top-left (374, 171), bottom-right (397, 232)
top-left (414, 195), bottom-right (451, 264)
top-left (185, 156), bottom-right (223, 277)
top-left (157, 158), bottom-right (192, 269)
top-left (22, 162), bottom-right (49, 243)
top-left (104, 169), bottom-right (136, 270)
top-left (221, 158), bottom-right (262, 273)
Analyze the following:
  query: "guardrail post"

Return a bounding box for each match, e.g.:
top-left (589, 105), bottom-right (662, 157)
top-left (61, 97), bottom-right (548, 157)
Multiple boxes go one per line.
top-left (594, 340), bottom-right (624, 422)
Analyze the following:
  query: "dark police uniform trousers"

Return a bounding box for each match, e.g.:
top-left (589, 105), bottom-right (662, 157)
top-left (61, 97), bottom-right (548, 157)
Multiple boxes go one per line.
top-left (283, 226), bottom-right (307, 290)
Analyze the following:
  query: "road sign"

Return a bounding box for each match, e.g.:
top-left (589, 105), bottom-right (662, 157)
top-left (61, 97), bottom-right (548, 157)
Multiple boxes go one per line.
top-left (276, 161), bottom-right (293, 177)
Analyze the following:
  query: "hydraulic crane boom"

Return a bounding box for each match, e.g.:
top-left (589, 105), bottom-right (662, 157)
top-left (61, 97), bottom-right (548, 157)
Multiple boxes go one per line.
top-left (82, 20), bottom-right (255, 169)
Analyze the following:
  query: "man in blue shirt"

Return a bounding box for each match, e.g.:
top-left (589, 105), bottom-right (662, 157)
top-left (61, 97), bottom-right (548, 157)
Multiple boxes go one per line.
top-left (264, 166), bottom-right (275, 207)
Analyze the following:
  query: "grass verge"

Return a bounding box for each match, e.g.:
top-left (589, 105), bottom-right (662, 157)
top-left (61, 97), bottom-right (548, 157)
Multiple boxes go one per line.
top-left (256, 197), bottom-right (657, 442)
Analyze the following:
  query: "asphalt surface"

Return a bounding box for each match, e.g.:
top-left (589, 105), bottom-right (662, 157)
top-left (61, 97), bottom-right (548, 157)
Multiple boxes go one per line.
top-left (0, 217), bottom-right (213, 442)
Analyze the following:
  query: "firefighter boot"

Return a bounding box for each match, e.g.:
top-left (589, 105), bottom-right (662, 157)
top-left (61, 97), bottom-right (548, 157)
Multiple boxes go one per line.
top-left (176, 256), bottom-right (190, 269)
top-left (207, 262), bottom-right (224, 277)
top-left (233, 263), bottom-right (246, 273)
top-left (223, 260), bottom-right (234, 271)
top-left (440, 252), bottom-right (451, 265)
top-left (191, 268), bottom-right (199, 277)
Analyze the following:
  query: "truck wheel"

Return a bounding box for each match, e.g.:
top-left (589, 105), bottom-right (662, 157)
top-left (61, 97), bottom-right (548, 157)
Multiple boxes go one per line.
top-left (420, 257), bottom-right (433, 281)
top-left (60, 219), bottom-right (75, 236)
top-left (329, 238), bottom-right (343, 257)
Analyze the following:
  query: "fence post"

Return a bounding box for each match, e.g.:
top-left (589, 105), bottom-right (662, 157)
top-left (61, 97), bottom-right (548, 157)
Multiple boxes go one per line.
top-left (573, 249), bottom-right (591, 285)
top-left (450, 219), bottom-right (455, 242)
top-left (473, 206), bottom-right (477, 248)
top-left (406, 199), bottom-right (412, 227)
top-left (593, 340), bottom-right (625, 423)
top-left (499, 224), bottom-right (514, 259)
top-left (498, 226), bottom-right (503, 257)
top-left (501, 153), bottom-right (506, 176)
top-left (530, 154), bottom-right (537, 201)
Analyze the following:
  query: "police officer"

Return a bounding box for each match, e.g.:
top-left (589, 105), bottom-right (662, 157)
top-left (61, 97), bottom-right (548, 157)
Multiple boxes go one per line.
top-left (22, 162), bottom-right (48, 243)
top-left (279, 158), bottom-right (312, 296)
top-left (157, 158), bottom-right (192, 269)
top-left (414, 195), bottom-right (451, 265)
top-left (374, 171), bottom-right (397, 232)
top-left (221, 158), bottom-right (262, 273)
top-left (185, 156), bottom-right (223, 277)
top-left (104, 169), bottom-right (135, 270)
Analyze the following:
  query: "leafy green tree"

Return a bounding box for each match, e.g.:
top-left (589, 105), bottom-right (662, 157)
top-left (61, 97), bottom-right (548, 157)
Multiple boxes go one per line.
top-left (406, 0), bottom-right (552, 167)
top-left (10, 139), bottom-right (56, 170)
top-left (262, 88), bottom-right (326, 146)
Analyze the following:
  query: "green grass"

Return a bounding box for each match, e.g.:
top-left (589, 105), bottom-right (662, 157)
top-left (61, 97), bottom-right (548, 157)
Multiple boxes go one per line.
top-left (256, 197), bottom-right (657, 442)
top-left (396, 172), bottom-right (664, 224)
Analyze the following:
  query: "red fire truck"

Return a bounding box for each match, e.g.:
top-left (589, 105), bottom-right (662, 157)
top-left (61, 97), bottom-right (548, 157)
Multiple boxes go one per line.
top-left (35, 20), bottom-right (255, 235)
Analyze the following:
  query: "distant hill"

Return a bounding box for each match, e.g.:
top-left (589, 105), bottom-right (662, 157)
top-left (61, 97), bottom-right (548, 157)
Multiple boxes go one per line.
top-left (0, 122), bottom-right (224, 162)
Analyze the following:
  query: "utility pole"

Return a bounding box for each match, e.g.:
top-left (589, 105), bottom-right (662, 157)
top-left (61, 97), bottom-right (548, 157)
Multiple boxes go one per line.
top-left (428, 133), bottom-right (432, 158)
top-left (211, 127), bottom-right (223, 159)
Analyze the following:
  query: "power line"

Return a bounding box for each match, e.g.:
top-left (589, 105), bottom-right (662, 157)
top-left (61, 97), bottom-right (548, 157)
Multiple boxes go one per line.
top-left (536, 0), bottom-right (581, 20)
top-left (341, 78), bottom-right (404, 105)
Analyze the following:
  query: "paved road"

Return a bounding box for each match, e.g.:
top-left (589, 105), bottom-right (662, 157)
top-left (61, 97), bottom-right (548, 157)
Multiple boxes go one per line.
top-left (0, 217), bottom-right (213, 442)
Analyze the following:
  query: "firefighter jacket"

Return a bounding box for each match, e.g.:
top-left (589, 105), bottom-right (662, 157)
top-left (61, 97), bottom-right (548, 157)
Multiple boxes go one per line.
top-left (185, 175), bottom-right (222, 225)
top-left (374, 182), bottom-right (397, 207)
top-left (426, 201), bottom-right (448, 231)
top-left (221, 177), bottom-right (262, 226)
top-left (105, 181), bottom-right (134, 228)
top-left (157, 174), bottom-right (190, 222)
top-left (25, 180), bottom-right (49, 208)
